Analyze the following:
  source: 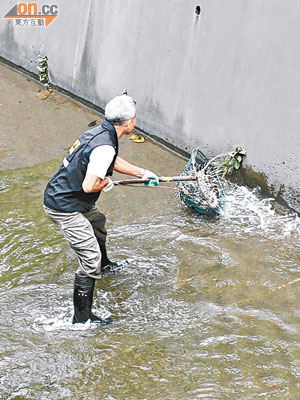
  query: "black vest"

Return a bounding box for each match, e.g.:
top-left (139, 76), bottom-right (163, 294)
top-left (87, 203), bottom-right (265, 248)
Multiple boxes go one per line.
top-left (44, 119), bottom-right (118, 212)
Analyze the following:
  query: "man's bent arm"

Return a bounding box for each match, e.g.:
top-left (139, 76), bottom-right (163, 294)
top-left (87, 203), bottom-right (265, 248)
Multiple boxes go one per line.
top-left (113, 156), bottom-right (143, 177)
top-left (82, 174), bottom-right (110, 193)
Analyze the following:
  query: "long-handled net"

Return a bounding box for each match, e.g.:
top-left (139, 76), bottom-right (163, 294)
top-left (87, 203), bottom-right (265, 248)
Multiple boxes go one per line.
top-left (113, 146), bottom-right (246, 216)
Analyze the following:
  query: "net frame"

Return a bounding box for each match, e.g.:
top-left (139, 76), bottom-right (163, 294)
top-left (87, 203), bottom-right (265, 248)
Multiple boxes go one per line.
top-left (177, 149), bottom-right (224, 215)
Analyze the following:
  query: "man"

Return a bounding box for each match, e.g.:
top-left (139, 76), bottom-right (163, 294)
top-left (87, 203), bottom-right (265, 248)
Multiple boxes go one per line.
top-left (43, 94), bottom-right (159, 325)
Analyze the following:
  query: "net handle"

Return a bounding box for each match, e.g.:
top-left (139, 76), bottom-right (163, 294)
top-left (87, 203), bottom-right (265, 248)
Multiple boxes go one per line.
top-left (113, 175), bottom-right (197, 185)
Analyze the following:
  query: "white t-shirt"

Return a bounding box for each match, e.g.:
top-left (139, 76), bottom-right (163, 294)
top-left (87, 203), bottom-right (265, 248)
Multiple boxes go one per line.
top-left (86, 145), bottom-right (116, 180)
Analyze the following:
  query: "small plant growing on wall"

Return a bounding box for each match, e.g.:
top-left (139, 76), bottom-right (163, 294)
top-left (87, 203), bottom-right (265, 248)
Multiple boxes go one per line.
top-left (217, 145), bottom-right (247, 177)
top-left (35, 55), bottom-right (53, 99)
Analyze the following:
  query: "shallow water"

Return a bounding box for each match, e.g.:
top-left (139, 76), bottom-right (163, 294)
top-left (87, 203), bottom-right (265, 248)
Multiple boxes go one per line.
top-left (0, 157), bottom-right (299, 400)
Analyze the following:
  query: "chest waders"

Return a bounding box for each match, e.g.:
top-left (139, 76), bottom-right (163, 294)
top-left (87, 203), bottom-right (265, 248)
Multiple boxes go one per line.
top-left (44, 120), bottom-right (119, 325)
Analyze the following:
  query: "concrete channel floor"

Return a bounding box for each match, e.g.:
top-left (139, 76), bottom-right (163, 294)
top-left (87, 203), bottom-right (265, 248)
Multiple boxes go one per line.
top-left (0, 61), bottom-right (185, 177)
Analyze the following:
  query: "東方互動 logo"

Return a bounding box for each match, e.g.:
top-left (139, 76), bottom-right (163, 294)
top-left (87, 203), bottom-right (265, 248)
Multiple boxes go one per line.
top-left (2, 3), bottom-right (58, 27)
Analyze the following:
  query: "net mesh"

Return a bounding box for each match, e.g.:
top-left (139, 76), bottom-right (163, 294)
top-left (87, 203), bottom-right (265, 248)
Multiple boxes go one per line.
top-left (177, 149), bottom-right (224, 215)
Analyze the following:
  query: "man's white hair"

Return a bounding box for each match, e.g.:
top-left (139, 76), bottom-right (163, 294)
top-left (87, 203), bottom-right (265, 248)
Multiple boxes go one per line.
top-left (105, 95), bottom-right (136, 125)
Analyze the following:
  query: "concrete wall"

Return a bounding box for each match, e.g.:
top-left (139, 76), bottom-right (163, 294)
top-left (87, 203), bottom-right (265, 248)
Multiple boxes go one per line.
top-left (1, 0), bottom-right (299, 212)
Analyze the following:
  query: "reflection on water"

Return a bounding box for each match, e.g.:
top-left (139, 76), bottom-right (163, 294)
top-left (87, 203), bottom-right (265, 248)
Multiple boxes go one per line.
top-left (0, 162), bottom-right (299, 399)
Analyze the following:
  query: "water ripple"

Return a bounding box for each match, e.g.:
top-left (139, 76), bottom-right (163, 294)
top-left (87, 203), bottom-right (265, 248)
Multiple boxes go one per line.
top-left (1, 163), bottom-right (300, 399)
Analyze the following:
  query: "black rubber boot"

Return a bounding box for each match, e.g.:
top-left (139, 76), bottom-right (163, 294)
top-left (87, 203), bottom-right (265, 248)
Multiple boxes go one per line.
top-left (72, 273), bottom-right (112, 325)
top-left (99, 243), bottom-right (128, 275)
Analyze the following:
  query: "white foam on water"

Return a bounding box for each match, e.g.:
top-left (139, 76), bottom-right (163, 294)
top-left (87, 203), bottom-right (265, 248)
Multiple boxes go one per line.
top-left (32, 311), bottom-right (111, 332)
top-left (219, 183), bottom-right (300, 238)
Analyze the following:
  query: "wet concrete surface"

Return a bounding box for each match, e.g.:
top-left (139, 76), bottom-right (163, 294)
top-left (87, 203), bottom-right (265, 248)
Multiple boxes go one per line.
top-left (0, 62), bottom-right (108, 169)
top-left (0, 61), bottom-right (185, 176)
